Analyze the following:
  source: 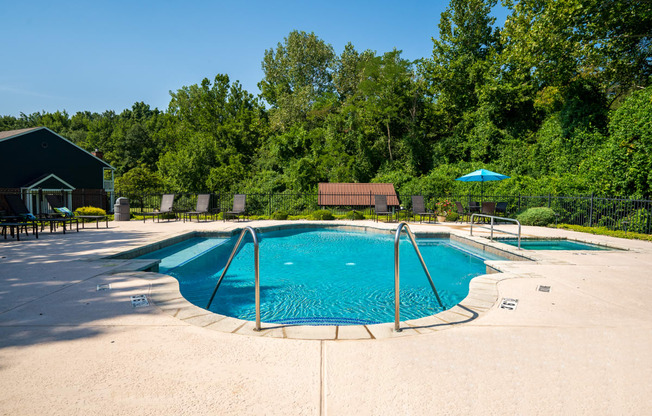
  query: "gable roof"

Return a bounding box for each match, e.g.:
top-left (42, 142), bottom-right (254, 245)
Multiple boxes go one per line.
top-left (318, 183), bottom-right (399, 206)
top-left (23, 173), bottom-right (76, 190)
top-left (0, 127), bottom-right (41, 141)
top-left (0, 127), bottom-right (114, 169)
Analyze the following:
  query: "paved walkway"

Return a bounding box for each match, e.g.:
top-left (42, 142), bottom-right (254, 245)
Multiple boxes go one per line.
top-left (1, 220), bottom-right (651, 415)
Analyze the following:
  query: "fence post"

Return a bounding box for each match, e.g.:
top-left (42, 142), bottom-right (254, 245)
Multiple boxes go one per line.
top-left (589, 192), bottom-right (594, 227)
top-left (548, 193), bottom-right (551, 208)
top-left (518, 193), bottom-right (521, 212)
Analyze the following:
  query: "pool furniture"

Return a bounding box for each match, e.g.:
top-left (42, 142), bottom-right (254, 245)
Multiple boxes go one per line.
top-left (411, 195), bottom-right (434, 223)
top-left (224, 194), bottom-right (247, 222)
top-left (0, 219), bottom-right (38, 241)
top-left (374, 195), bottom-right (393, 223)
top-left (76, 215), bottom-right (109, 228)
top-left (454, 201), bottom-right (469, 223)
top-left (183, 194), bottom-right (213, 222)
top-left (142, 194), bottom-right (176, 223)
top-left (495, 201), bottom-right (508, 217)
top-left (481, 201), bottom-right (496, 216)
top-left (5, 194), bottom-right (77, 234)
top-left (45, 194), bottom-right (107, 228)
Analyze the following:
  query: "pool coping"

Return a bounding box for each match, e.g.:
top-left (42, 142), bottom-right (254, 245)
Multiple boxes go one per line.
top-left (108, 222), bottom-right (538, 340)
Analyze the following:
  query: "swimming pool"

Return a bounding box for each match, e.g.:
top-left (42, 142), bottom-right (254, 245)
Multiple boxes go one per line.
top-left (140, 227), bottom-right (505, 325)
top-left (497, 238), bottom-right (610, 251)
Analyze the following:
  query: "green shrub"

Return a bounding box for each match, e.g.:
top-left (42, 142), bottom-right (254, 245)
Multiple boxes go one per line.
top-left (311, 209), bottom-right (335, 220)
top-left (272, 211), bottom-right (289, 220)
top-left (75, 206), bottom-right (106, 216)
top-left (516, 207), bottom-right (556, 226)
top-left (554, 224), bottom-right (652, 241)
top-left (445, 212), bottom-right (459, 222)
top-left (344, 210), bottom-right (365, 220)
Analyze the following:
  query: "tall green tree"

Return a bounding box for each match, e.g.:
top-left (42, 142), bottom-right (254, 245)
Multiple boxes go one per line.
top-left (258, 30), bottom-right (335, 129)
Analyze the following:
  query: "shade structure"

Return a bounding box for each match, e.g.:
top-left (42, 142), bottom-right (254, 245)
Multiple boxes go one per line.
top-left (455, 169), bottom-right (510, 200)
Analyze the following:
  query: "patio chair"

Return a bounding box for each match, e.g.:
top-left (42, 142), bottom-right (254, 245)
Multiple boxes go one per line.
top-left (374, 195), bottom-right (392, 223)
top-left (454, 201), bottom-right (469, 223)
top-left (142, 194), bottom-right (176, 223)
top-left (495, 202), bottom-right (508, 217)
top-left (224, 194), bottom-right (248, 222)
top-left (411, 195), bottom-right (434, 223)
top-left (184, 194), bottom-right (212, 222)
top-left (481, 202), bottom-right (496, 222)
top-left (5, 194), bottom-right (74, 234)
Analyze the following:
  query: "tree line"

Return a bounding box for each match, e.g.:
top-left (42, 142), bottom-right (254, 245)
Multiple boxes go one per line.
top-left (2, 0), bottom-right (651, 199)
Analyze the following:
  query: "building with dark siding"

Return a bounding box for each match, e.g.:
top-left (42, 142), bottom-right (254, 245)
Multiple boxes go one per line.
top-left (0, 127), bottom-right (115, 214)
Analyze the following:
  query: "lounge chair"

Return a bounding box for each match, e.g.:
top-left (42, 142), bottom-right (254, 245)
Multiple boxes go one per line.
top-left (45, 194), bottom-right (108, 228)
top-left (454, 201), bottom-right (469, 223)
top-left (411, 195), bottom-right (434, 223)
top-left (142, 194), bottom-right (176, 223)
top-left (183, 194), bottom-right (212, 222)
top-left (224, 194), bottom-right (247, 222)
top-left (5, 194), bottom-right (75, 234)
top-left (374, 195), bottom-right (392, 223)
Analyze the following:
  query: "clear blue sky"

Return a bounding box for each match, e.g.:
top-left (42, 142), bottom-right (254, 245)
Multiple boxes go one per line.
top-left (1, 1), bottom-right (509, 117)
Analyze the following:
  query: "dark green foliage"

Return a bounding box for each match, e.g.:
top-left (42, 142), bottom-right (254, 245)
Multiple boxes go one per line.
top-left (344, 210), bottom-right (365, 220)
top-left (445, 212), bottom-right (459, 222)
top-left (2, 1), bottom-right (651, 200)
top-left (517, 207), bottom-right (557, 226)
top-left (311, 209), bottom-right (335, 220)
top-left (272, 211), bottom-right (289, 220)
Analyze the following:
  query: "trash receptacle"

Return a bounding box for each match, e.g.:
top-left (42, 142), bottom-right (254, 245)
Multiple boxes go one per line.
top-left (114, 197), bottom-right (130, 221)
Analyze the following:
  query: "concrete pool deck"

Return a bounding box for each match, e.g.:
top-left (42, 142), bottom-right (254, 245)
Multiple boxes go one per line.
top-left (1, 219), bottom-right (651, 415)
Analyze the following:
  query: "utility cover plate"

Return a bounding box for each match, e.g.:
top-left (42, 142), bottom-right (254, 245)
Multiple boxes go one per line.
top-left (537, 285), bottom-right (551, 292)
top-left (130, 295), bottom-right (149, 308)
top-left (97, 284), bottom-right (111, 291)
top-left (499, 298), bottom-right (518, 310)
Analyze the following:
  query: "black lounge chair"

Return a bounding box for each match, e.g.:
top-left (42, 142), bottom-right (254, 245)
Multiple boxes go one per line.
top-left (374, 195), bottom-right (393, 223)
top-left (45, 194), bottom-right (108, 228)
top-left (411, 195), bottom-right (434, 223)
top-left (4, 194), bottom-right (74, 235)
top-left (143, 194), bottom-right (176, 223)
top-left (224, 194), bottom-right (247, 222)
top-left (184, 194), bottom-right (212, 222)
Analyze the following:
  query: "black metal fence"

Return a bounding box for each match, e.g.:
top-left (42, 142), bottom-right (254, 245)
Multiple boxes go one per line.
top-left (116, 192), bottom-right (652, 234)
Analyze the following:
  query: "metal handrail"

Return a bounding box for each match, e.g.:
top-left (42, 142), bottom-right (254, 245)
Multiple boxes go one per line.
top-left (206, 226), bottom-right (261, 331)
top-left (470, 214), bottom-right (521, 249)
top-left (394, 222), bottom-right (444, 332)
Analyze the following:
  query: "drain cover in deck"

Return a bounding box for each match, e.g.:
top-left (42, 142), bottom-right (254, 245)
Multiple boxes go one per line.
top-left (130, 295), bottom-right (149, 308)
top-left (499, 298), bottom-right (518, 310)
top-left (537, 285), bottom-right (551, 292)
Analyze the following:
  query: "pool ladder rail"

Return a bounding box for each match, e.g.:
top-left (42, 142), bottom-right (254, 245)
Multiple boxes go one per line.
top-left (469, 214), bottom-right (521, 249)
top-left (206, 226), bottom-right (262, 331)
top-left (394, 222), bottom-right (445, 332)
top-left (206, 223), bottom-right (445, 333)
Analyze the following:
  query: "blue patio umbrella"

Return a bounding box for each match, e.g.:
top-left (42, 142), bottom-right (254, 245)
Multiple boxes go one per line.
top-left (455, 169), bottom-right (510, 200)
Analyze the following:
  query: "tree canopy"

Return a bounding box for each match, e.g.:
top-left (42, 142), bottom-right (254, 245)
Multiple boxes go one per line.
top-left (2, 0), bottom-right (650, 198)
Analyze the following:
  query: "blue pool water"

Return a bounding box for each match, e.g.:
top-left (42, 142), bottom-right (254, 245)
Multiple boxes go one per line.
top-left (140, 228), bottom-right (503, 325)
top-left (497, 238), bottom-right (608, 251)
